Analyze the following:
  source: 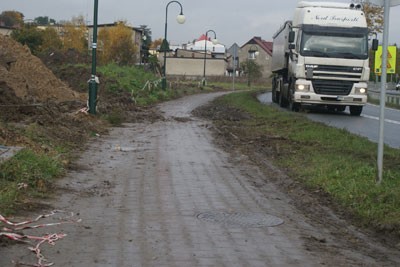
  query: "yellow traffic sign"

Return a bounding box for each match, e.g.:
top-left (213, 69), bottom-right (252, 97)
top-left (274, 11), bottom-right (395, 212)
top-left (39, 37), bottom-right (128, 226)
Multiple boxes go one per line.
top-left (374, 45), bottom-right (397, 74)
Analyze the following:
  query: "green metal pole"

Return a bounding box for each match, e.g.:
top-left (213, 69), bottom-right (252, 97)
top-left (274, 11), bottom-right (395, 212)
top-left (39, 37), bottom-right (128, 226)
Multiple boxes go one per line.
top-left (202, 30), bottom-right (216, 87)
top-left (162, 5), bottom-right (168, 90)
top-left (202, 32), bottom-right (208, 87)
top-left (162, 1), bottom-right (185, 90)
top-left (89, 0), bottom-right (99, 114)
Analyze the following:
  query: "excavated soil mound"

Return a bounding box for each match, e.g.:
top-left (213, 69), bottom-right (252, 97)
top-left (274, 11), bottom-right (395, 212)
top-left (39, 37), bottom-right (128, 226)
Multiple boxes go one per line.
top-left (0, 35), bottom-right (108, 152)
top-left (0, 35), bottom-right (85, 103)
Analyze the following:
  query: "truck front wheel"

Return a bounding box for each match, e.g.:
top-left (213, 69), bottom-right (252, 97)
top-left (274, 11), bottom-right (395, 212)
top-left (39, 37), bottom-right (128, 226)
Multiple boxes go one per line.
top-left (288, 83), bottom-right (300, 112)
top-left (349, 106), bottom-right (363, 116)
top-left (289, 100), bottom-right (300, 112)
top-left (272, 90), bottom-right (279, 103)
top-left (279, 90), bottom-right (288, 107)
top-left (272, 79), bottom-right (278, 103)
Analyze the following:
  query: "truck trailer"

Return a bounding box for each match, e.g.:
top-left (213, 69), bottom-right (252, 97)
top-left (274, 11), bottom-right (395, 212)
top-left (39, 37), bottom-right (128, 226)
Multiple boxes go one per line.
top-left (271, 1), bottom-right (377, 116)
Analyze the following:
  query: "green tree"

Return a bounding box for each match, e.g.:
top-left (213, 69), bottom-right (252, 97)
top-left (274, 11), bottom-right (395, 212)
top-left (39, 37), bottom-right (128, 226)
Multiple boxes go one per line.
top-left (0, 11), bottom-right (24, 27)
top-left (40, 28), bottom-right (63, 51)
top-left (147, 54), bottom-right (161, 75)
top-left (140, 25), bottom-right (152, 63)
top-left (241, 59), bottom-right (263, 87)
top-left (34, 16), bottom-right (56, 25)
top-left (11, 25), bottom-right (43, 55)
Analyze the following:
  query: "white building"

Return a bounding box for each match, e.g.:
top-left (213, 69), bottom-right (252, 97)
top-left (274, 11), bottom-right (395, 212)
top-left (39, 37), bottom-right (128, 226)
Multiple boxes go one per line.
top-left (159, 34), bottom-right (227, 78)
top-left (183, 34), bottom-right (225, 59)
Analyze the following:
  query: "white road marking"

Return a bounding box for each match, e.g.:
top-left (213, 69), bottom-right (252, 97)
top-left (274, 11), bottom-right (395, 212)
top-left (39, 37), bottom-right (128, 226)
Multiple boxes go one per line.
top-left (362, 114), bottom-right (400, 125)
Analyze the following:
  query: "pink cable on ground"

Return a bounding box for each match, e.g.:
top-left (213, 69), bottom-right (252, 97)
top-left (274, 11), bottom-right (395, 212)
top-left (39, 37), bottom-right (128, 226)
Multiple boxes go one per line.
top-left (0, 210), bottom-right (80, 267)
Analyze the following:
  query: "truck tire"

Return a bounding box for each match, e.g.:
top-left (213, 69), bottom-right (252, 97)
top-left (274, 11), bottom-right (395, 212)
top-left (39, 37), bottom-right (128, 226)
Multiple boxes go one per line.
top-left (349, 106), bottom-right (363, 116)
top-left (288, 83), bottom-right (300, 112)
top-left (336, 105), bottom-right (346, 112)
top-left (289, 98), bottom-right (300, 112)
top-left (272, 90), bottom-right (278, 103)
top-left (272, 79), bottom-right (278, 103)
top-left (279, 89), bottom-right (288, 107)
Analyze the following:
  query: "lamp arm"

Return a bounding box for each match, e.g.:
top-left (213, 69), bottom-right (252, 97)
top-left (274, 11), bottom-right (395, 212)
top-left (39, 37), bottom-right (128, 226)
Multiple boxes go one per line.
top-left (206, 29), bottom-right (217, 40)
top-left (166, 1), bottom-right (184, 16)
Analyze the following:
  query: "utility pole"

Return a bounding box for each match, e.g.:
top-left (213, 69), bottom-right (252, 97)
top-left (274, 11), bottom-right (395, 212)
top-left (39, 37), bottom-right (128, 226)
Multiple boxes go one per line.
top-left (88, 0), bottom-right (99, 114)
top-left (373, 0), bottom-right (400, 183)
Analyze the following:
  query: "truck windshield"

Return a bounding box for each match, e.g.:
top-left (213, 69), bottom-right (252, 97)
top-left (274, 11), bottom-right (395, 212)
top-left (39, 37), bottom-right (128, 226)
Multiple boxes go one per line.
top-left (300, 30), bottom-right (368, 59)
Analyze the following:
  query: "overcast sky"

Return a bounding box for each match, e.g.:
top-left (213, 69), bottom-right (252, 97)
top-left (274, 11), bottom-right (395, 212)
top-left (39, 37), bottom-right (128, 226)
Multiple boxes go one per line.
top-left (1, 0), bottom-right (399, 47)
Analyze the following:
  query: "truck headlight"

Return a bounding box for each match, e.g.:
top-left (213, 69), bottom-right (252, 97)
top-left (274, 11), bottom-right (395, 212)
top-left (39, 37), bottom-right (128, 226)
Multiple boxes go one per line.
top-left (296, 84), bottom-right (310, 91)
top-left (355, 87), bottom-right (367, 94)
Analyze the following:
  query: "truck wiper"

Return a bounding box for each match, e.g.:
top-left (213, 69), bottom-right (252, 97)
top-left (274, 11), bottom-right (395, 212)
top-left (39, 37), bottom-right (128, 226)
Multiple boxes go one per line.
top-left (303, 50), bottom-right (330, 57)
top-left (334, 52), bottom-right (363, 59)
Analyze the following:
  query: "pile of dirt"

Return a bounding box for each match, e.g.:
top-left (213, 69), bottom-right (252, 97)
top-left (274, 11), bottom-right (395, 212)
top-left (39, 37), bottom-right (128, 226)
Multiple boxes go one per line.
top-left (0, 35), bottom-right (167, 154)
top-left (0, 35), bottom-right (108, 153)
top-left (0, 35), bottom-right (85, 103)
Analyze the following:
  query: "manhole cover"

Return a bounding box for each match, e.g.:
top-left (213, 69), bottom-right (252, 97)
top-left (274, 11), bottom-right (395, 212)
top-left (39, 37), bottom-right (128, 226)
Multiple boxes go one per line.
top-left (197, 211), bottom-right (284, 228)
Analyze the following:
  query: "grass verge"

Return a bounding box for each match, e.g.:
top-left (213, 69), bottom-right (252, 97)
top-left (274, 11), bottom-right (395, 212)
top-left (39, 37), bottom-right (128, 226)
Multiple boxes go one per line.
top-left (0, 149), bottom-right (64, 214)
top-left (214, 90), bottom-right (400, 235)
top-left (97, 64), bottom-right (217, 106)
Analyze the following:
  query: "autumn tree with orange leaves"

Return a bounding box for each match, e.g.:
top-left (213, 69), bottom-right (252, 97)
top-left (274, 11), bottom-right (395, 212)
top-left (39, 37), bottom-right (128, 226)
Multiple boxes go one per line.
top-left (363, 2), bottom-right (384, 34)
top-left (150, 38), bottom-right (163, 50)
top-left (98, 22), bottom-right (138, 65)
top-left (60, 16), bottom-right (87, 54)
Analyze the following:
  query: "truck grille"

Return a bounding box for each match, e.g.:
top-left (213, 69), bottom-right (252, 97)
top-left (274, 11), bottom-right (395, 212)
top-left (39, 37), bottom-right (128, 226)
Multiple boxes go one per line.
top-left (312, 80), bottom-right (353, 95)
top-left (310, 65), bottom-right (362, 74)
top-left (307, 65), bottom-right (362, 95)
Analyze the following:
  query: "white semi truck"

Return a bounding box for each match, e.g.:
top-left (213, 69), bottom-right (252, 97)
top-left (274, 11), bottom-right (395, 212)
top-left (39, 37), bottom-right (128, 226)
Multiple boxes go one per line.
top-left (271, 1), bottom-right (378, 116)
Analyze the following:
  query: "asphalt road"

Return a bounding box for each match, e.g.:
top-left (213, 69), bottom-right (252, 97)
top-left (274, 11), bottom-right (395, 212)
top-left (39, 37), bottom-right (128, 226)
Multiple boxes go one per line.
top-left (258, 92), bottom-right (400, 149)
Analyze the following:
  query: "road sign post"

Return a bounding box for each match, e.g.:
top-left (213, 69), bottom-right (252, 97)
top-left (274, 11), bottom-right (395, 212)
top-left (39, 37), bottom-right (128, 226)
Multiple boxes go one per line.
top-left (375, 0), bottom-right (400, 183)
top-left (374, 45), bottom-right (397, 74)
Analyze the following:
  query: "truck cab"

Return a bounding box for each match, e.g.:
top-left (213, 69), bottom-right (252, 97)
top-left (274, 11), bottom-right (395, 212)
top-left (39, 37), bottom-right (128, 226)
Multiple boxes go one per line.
top-left (272, 1), bottom-right (377, 116)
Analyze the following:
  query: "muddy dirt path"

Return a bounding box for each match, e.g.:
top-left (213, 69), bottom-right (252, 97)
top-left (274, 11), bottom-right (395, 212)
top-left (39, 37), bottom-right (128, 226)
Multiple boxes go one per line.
top-left (1, 92), bottom-right (399, 267)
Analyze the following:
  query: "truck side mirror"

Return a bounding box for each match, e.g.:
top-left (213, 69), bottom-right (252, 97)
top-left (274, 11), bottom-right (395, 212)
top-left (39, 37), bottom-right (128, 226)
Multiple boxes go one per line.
top-left (372, 39), bottom-right (378, 51)
top-left (289, 43), bottom-right (295, 50)
top-left (288, 31), bottom-right (295, 43)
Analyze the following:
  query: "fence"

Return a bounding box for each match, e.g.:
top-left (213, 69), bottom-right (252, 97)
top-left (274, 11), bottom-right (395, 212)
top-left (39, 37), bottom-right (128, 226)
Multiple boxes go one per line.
top-left (368, 82), bottom-right (400, 106)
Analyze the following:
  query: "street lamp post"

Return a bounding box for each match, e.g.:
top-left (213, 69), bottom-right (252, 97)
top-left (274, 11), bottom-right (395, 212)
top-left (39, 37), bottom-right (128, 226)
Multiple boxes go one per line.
top-left (88, 0), bottom-right (99, 114)
top-left (202, 30), bottom-right (217, 86)
top-left (232, 45), bottom-right (238, 91)
top-left (141, 31), bottom-right (147, 65)
top-left (162, 1), bottom-right (185, 90)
